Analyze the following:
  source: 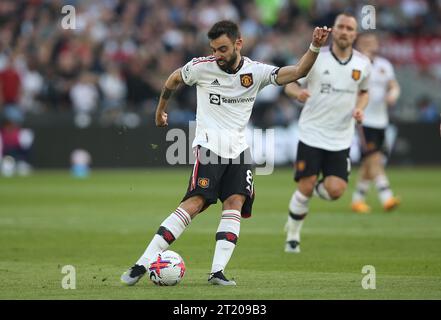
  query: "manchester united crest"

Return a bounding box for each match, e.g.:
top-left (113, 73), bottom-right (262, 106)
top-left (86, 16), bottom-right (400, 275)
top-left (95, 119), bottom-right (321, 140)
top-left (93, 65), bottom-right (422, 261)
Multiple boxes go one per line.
top-left (352, 69), bottom-right (361, 81)
top-left (240, 73), bottom-right (253, 88)
top-left (198, 177), bottom-right (210, 188)
top-left (296, 160), bottom-right (306, 171)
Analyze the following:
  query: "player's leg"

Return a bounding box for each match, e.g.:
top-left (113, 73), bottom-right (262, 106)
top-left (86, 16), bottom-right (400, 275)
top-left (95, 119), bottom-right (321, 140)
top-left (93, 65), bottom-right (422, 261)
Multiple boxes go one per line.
top-left (209, 194), bottom-right (245, 286)
top-left (285, 141), bottom-right (321, 253)
top-left (121, 146), bottom-right (220, 285)
top-left (285, 175), bottom-right (317, 253)
top-left (135, 195), bottom-right (204, 266)
top-left (316, 175), bottom-right (347, 199)
top-left (352, 126), bottom-right (378, 213)
top-left (120, 195), bottom-right (205, 286)
top-left (351, 155), bottom-right (372, 213)
top-left (208, 150), bottom-right (252, 285)
top-left (370, 151), bottom-right (399, 211)
top-left (121, 197), bottom-right (207, 286)
top-left (357, 127), bottom-right (399, 211)
top-left (314, 147), bottom-right (350, 200)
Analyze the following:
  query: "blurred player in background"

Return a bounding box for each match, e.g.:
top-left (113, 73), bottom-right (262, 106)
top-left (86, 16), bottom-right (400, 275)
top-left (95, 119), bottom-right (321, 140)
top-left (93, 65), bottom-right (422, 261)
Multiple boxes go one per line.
top-left (283, 13), bottom-right (371, 253)
top-left (121, 20), bottom-right (331, 285)
top-left (351, 32), bottom-right (401, 213)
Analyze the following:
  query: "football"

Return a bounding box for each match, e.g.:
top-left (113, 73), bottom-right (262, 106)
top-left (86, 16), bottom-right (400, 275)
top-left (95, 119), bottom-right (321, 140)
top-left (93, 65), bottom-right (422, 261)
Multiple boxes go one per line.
top-left (148, 250), bottom-right (186, 286)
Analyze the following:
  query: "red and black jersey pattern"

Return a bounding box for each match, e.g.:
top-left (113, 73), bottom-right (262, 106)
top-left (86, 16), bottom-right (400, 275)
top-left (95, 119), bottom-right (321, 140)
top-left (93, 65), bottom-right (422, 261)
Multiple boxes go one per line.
top-left (192, 56), bottom-right (216, 66)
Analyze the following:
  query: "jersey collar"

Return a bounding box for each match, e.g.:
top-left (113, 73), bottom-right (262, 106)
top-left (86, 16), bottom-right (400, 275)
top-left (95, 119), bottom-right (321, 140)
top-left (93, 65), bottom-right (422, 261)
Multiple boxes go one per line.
top-left (330, 45), bottom-right (353, 65)
top-left (222, 56), bottom-right (245, 74)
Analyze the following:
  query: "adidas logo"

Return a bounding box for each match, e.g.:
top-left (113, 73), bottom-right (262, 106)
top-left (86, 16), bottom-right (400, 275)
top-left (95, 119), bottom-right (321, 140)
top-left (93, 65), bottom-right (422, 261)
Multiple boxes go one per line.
top-left (210, 79), bottom-right (220, 86)
top-left (323, 70), bottom-right (330, 75)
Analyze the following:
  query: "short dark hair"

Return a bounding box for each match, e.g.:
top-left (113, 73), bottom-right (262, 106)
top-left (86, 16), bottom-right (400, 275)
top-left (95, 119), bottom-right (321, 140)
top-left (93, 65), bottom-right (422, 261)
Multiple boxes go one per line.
top-left (207, 20), bottom-right (241, 41)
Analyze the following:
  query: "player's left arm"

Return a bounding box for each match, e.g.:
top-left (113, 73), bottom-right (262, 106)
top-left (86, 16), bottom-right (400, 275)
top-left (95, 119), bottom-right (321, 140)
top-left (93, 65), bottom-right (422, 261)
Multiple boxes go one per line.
top-left (353, 61), bottom-right (373, 123)
top-left (275, 27), bottom-right (332, 85)
top-left (353, 90), bottom-right (369, 123)
top-left (385, 79), bottom-right (401, 107)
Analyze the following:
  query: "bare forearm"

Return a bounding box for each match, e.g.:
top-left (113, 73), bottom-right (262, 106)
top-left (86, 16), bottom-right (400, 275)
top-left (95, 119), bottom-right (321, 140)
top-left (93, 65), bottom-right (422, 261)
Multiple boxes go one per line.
top-left (155, 68), bottom-right (183, 126)
top-left (356, 91), bottom-right (369, 111)
top-left (294, 49), bottom-right (319, 80)
top-left (386, 80), bottom-right (400, 106)
top-left (276, 49), bottom-right (318, 85)
top-left (157, 69), bottom-right (182, 109)
top-left (284, 82), bottom-right (302, 99)
top-left (157, 86), bottom-right (175, 114)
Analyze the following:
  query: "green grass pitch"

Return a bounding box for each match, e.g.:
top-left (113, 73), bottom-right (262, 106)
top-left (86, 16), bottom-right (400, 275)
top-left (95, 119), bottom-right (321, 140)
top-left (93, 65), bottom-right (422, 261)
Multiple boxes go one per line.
top-left (1, 167), bottom-right (440, 299)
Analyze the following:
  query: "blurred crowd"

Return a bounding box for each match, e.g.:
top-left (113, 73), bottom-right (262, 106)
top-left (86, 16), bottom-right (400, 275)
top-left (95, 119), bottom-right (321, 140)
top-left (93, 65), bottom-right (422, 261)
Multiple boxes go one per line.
top-left (0, 0), bottom-right (440, 130)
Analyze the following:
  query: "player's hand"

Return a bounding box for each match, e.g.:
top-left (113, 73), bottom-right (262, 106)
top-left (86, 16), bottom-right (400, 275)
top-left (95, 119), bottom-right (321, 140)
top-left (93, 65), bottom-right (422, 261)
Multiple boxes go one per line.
top-left (155, 111), bottom-right (168, 127)
top-left (312, 26), bottom-right (332, 47)
top-left (297, 89), bottom-right (311, 103)
top-left (353, 108), bottom-right (364, 124)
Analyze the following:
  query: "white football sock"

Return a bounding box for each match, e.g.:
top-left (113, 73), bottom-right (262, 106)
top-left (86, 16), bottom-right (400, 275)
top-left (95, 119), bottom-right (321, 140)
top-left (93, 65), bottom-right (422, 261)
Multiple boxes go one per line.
top-left (286, 190), bottom-right (309, 242)
top-left (375, 174), bottom-right (393, 204)
top-left (211, 210), bottom-right (241, 274)
top-left (289, 190), bottom-right (309, 214)
top-left (136, 207), bottom-right (191, 268)
top-left (352, 180), bottom-right (370, 203)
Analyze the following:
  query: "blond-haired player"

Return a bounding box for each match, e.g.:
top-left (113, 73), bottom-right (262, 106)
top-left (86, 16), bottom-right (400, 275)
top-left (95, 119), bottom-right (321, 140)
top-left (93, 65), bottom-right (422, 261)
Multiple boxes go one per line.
top-left (284, 13), bottom-right (371, 253)
top-left (351, 32), bottom-right (401, 213)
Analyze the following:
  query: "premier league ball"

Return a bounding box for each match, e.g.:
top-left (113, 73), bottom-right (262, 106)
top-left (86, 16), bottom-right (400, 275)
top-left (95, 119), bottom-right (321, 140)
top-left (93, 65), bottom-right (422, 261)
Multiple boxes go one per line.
top-left (148, 250), bottom-right (186, 286)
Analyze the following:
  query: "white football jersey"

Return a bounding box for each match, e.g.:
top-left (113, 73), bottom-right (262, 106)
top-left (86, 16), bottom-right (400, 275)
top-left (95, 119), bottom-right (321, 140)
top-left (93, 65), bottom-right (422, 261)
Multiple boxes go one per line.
top-left (181, 56), bottom-right (280, 158)
top-left (297, 47), bottom-right (372, 151)
top-left (362, 56), bottom-right (396, 129)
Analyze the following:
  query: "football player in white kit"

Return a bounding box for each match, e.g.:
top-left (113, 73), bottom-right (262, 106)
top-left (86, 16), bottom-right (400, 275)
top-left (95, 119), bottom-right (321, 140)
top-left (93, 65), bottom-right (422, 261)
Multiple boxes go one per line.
top-left (283, 13), bottom-right (371, 253)
top-left (121, 20), bottom-right (331, 285)
top-left (351, 32), bottom-right (401, 213)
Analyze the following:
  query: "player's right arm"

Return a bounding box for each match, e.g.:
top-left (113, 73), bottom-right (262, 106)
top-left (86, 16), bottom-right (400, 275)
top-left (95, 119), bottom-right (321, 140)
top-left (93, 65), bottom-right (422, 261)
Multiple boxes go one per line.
top-left (155, 68), bottom-right (184, 127)
top-left (284, 82), bottom-right (311, 103)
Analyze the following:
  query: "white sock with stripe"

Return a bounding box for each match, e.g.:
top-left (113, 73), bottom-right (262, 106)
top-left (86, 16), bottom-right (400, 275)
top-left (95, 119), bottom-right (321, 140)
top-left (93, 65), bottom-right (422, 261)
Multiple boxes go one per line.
top-left (375, 174), bottom-right (393, 204)
top-left (286, 190), bottom-right (309, 242)
top-left (211, 210), bottom-right (241, 274)
top-left (136, 207), bottom-right (191, 268)
top-left (352, 180), bottom-right (370, 203)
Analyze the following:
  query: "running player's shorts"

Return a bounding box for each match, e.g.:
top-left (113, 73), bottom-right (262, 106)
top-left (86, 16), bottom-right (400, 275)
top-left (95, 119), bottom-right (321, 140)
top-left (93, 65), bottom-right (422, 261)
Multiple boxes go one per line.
top-left (294, 140), bottom-right (351, 182)
top-left (181, 146), bottom-right (255, 218)
top-left (360, 126), bottom-right (385, 158)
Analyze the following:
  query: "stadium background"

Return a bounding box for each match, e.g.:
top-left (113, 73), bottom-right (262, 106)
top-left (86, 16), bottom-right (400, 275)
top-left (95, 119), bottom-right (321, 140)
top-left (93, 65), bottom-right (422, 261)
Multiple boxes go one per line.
top-left (0, 0), bottom-right (440, 168)
top-left (0, 0), bottom-right (440, 300)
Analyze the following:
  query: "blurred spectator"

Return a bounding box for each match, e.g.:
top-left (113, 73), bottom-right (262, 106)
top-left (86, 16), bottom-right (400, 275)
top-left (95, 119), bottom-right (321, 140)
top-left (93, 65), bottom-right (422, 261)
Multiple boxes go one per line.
top-left (98, 63), bottom-right (126, 124)
top-left (20, 57), bottom-right (44, 114)
top-left (0, 107), bottom-right (33, 176)
top-left (0, 0), bottom-right (439, 128)
top-left (124, 56), bottom-right (158, 113)
top-left (70, 72), bottom-right (99, 115)
top-left (56, 49), bottom-right (80, 111)
top-left (0, 57), bottom-right (21, 113)
top-left (417, 95), bottom-right (440, 123)
top-left (99, 63), bottom-right (126, 109)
